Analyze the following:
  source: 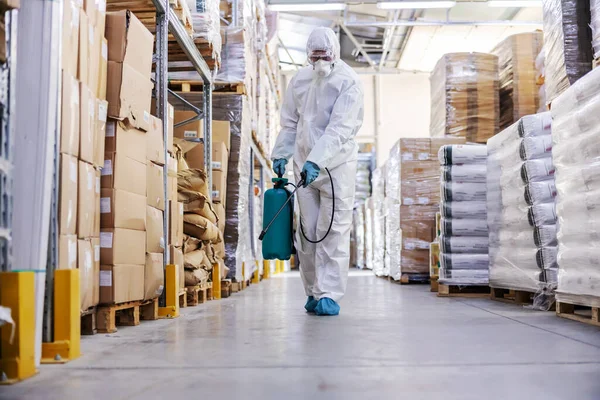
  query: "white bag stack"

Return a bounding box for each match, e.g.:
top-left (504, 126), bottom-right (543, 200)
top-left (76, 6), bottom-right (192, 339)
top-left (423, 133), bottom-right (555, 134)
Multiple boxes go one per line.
top-left (371, 168), bottom-right (386, 276)
top-left (438, 145), bottom-right (489, 285)
top-left (551, 67), bottom-right (600, 308)
top-left (487, 112), bottom-right (558, 296)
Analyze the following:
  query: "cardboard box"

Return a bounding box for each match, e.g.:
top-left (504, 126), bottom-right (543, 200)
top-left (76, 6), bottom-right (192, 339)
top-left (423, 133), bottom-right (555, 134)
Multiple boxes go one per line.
top-left (0, 0), bottom-right (20, 11)
top-left (105, 10), bottom-right (154, 77)
top-left (398, 138), bottom-right (466, 162)
top-left (59, 155), bottom-right (78, 235)
top-left (101, 152), bottom-right (146, 196)
top-left (147, 162), bottom-right (165, 211)
top-left (100, 228), bottom-right (145, 265)
top-left (61, 71), bottom-right (80, 157)
top-left (90, 22), bottom-right (103, 98)
top-left (94, 170), bottom-right (101, 238)
top-left (80, 83), bottom-right (96, 164)
top-left (78, 161), bottom-right (96, 238)
top-left (147, 116), bottom-right (165, 166)
top-left (105, 119), bottom-right (146, 164)
top-left (212, 141), bottom-right (228, 173)
top-left (169, 201), bottom-right (184, 247)
top-left (144, 253), bottom-right (164, 300)
top-left (94, 1), bottom-right (107, 31)
top-left (214, 202), bottom-right (226, 233)
top-left (98, 38), bottom-right (108, 100)
top-left (79, 238), bottom-right (95, 310)
top-left (94, 99), bottom-right (108, 168)
top-left (213, 120), bottom-right (231, 152)
top-left (150, 100), bottom-right (174, 151)
top-left (146, 205), bottom-right (164, 253)
top-left (78, 9), bottom-right (89, 86)
top-left (212, 170), bottom-right (227, 204)
top-left (83, 0), bottom-right (95, 18)
top-left (92, 237), bottom-right (100, 305)
top-left (59, 234), bottom-right (78, 270)
top-left (174, 110), bottom-right (202, 139)
top-left (99, 264), bottom-right (144, 304)
top-left (62, 0), bottom-right (80, 76)
top-left (184, 142), bottom-right (205, 170)
top-left (169, 246), bottom-right (184, 290)
top-left (100, 188), bottom-right (146, 230)
top-left (168, 175), bottom-right (177, 202)
top-left (107, 61), bottom-right (152, 131)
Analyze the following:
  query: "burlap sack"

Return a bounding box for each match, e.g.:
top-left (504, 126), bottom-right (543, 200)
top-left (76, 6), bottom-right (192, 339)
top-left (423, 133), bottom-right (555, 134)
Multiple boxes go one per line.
top-left (178, 169), bottom-right (209, 198)
top-left (184, 268), bottom-right (209, 286)
top-left (184, 249), bottom-right (206, 270)
top-left (183, 235), bottom-right (202, 254)
top-left (183, 214), bottom-right (220, 242)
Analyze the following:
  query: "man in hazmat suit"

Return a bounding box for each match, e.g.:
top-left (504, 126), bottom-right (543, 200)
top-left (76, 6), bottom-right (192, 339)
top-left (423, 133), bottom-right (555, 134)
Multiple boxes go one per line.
top-left (271, 27), bottom-right (364, 316)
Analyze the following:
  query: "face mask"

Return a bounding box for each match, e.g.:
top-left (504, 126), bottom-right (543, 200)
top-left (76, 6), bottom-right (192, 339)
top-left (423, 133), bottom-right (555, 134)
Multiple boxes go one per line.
top-left (314, 60), bottom-right (333, 78)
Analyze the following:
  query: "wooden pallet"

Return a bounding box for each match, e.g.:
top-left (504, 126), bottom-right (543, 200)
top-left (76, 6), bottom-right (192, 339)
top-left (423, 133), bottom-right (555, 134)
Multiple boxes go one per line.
top-left (430, 276), bottom-right (439, 293)
top-left (490, 287), bottom-right (555, 310)
top-left (556, 302), bottom-right (600, 328)
top-left (221, 279), bottom-right (232, 298)
top-left (390, 274), bottom-right (430, 285)
top-left (169, 80), bottom-right (246, 95)
top-left (186, 282), bottom-right (213, 306)
top-left (96, 298), bottom-right (159, 334)
top-left (106, 0), bottom-right (193, 36)
top-left (178, 288), bottom-right (187, 308)
top-left (438, 284), bottom-right (490, 298)
top-left (81, 306), bottom-right (97, 336)
top-left (231, 281), bottom-right (242, 293)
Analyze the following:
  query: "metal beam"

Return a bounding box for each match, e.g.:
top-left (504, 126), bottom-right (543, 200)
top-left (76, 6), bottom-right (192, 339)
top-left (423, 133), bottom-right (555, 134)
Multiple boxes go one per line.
top-left (344, 19), bottom-right (542, 28)
top-left (278, 35), bottom-right (300, 70)
top-left (379, 10), bottom-right (400, 69)
top-left (338, 23), bottom-right (376, 69)
top-left (395, 9), bottom-right (421, 69)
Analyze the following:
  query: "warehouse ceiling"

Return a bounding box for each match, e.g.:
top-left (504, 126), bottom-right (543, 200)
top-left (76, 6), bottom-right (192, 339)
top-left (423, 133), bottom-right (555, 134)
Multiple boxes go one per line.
top-left (271, 0), bottom-right (543, 73)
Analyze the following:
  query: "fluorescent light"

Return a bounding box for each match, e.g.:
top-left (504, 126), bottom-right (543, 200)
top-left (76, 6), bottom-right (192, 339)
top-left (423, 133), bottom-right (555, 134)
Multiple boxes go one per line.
top-left (377, 1), bottom-right (456, 9)
top-left (268, 3), bottom-right (346, 11)
top-left (488, 0), bottom-right (542, 7)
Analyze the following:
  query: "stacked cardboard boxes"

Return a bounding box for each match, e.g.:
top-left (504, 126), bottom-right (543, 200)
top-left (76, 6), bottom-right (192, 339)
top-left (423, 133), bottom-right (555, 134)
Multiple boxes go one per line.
top-left (385, 138), bottom-right (465, 281)
top-left (58, 0), bottom-right (108, 312)
top-left (0, 0), bottom-right (20, 63)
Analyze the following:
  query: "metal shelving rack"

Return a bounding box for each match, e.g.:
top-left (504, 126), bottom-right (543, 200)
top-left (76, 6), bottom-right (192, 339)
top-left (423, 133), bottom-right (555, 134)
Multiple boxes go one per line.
top-left (151, 0), bottom-right (213, 301)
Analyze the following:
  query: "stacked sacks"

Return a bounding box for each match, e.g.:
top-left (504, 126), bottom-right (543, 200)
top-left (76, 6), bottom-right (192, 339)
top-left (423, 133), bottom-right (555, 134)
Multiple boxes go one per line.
top-left (487, 112), bottom-right (558, 302)
top-left (541, 0), bottom-right (593, 104)
top-left (177, 168), bottom-right (227, 286)
top-left (352, 205), bottom-right (366, 269)
top-left (371, 167), bottom-right (386, 276)
top-left (551, 67), bottom-right (600, 307)
top-left (438, 145), bottom-right (489, 285)
top-left (364, 198), bottom-right (374, 271)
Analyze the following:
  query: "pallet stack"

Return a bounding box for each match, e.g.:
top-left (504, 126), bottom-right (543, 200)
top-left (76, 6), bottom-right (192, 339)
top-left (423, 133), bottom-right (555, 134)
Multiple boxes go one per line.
top-left (371, 168), bottom-right (386, 277)
top-left (492, 32), bottom-right (544, 130)
top-left (487, 112), bottom-right (558, 310)
top-left (551, 67), bottom-right (600, 326)
top-left (385, 138), bottom-right (464, 283)
top-left (542, 0), bottom-right (594, 104)
top-left (430, 52), bottom-right (500, 143)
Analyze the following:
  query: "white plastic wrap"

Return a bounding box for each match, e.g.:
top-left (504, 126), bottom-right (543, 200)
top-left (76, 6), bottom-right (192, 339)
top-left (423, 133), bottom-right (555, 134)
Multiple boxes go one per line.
top-left (365, 198), bottom-right (374, 270)
top-left (441, 164), bottom-right (487, 182)
top-left (438, 144), bottom-right (487, 165)
top-left (487, 112), bottom-right (558, 303)
top-left (441, 182), bottom-right (487, 202)
top-left (372, 168), bottom-right (386, 276)
top-left (353, 206), bottom-right (366, 269)
top-left (552, 67), bottom-right (600, 306)
top-left (441, 218), bottom-right (488, 237)
top-left (593, 0), bottom-right (600, 60)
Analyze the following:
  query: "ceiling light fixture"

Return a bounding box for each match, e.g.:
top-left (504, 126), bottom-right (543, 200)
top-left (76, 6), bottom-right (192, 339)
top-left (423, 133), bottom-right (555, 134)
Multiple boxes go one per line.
top-left (377, 1), bottom-right (456, 9)
top-left (268, 2), bottom-right (346, 12)
top-left (487, 0), bottom-right (542, 7)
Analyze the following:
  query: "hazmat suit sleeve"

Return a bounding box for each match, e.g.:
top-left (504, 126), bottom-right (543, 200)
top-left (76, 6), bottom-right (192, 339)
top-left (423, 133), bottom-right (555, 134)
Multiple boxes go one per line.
top-left (271, 77), bottom-right (299, 161)
top-left (306, 81), bottom-right (364, 169)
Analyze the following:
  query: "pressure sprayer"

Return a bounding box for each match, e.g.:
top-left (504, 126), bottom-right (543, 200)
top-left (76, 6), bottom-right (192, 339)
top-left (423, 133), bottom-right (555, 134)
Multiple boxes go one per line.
top-left (259, 168), bottom-right (335, 260)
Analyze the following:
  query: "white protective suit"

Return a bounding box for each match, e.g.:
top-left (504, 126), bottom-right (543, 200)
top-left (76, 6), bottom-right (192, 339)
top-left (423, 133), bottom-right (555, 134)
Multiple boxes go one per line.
top-left (271, 28), bottom-right (364, 302)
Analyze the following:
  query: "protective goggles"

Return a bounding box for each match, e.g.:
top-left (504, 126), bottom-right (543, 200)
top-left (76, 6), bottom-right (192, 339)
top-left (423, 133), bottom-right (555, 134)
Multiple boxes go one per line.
top-left (308, 50), bottom-right (334, 65)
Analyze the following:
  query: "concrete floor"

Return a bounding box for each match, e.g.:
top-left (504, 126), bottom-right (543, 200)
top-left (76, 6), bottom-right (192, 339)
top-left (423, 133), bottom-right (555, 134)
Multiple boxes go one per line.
top-left (3, 270), bottom-right (600, 400)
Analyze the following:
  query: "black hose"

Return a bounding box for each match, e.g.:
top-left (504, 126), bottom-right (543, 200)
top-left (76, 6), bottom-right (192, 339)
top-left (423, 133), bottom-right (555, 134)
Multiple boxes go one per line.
top-left (299, 167), bottom-right (335, 244)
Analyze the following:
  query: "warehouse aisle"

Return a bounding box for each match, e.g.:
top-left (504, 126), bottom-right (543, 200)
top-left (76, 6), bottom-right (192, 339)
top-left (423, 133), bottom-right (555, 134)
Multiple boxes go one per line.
top-left (3, 271), bottom-right (600, 400)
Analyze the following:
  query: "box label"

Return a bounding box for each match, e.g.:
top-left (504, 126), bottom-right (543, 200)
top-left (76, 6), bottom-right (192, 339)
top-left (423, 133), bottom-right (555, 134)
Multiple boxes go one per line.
top-left (405, 242), bottom-right (416, 250)
top-left (98, 102), bottom-right (108, 122)
top-left (70, 164), bottom-right (77, 183)
top-left (69, 241), bottom-right (77, 264)
top-left (212, 190), bottom-right (219, 199)
top-left (403, 197), bottom-right (414, 205)
top-left (169, 106), bottom-right (174, 119)
top-left (96, 0), bottom-right (107, 12)
top-left (96, 177), bottom-right (100, 193)
top-left (89, 99), bottom-right (95, 118)
top-left (102, 160), bottom-right (112, 175)
top-left (212, 161), bottom-right (221, 169)
top-left (105, 122), bottom-right (115, 137)
top-left (418, 152), bottom-right (429, 161)
top-left (179, 203), bottom-right (183, 214)
top-left (100, 232), bottom-right (113, 248)
top-left (401, 153), bottom-right (414, 161)
top-left (94, 245), bottom-right (100, 262)
top-left (100, 198), bottom-right (110, 213)
top-left (89, 25), bottom-right (94, 44)
top-left (87, 172), bottom-right (94, 190)
top-left (144, 111), bottom-right (150, 123)
top-left (99, 270), bottom-right (112, 287)
top-left (417, 197), bottom-right (429, 205)
top-left (72, 6), bottom-right (80, 27)
top-left (101, 41), bottom-right (108, 60)
top-left (184, 131), bottom-right (197, 138)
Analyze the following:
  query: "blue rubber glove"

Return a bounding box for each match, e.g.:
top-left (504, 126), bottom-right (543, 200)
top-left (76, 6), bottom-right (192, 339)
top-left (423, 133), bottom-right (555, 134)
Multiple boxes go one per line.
top-left (301, 161), bottom-right (320, 187)
top-left (273, 159), bottom-right (287, 177)
top-left (315, 298), bottom-right (340, 316)
top-left (305, 296), bottom-right (318, 313)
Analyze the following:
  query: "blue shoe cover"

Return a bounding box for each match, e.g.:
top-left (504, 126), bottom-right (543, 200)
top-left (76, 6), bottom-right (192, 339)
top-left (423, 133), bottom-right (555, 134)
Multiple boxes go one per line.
top-left (314, 298), bottom-right (340, 316)
top-left (305, 296), bottom-right (318, 313)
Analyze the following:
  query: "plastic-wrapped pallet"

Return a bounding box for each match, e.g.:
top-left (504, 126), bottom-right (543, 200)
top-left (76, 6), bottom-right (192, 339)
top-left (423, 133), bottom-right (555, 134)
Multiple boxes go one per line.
top-left (492, 33), bottom-right (544, 130)
top-left (372, 167), bottom-right (386, 276)
top-left (430, 52), bottom-right (500, 143)
top-left (385, 138), bottom-right (465, 282)
top-left (353, 205), bottom-right (366, 269)
top-left (365, 198), bottom-right (374, 270)
top-left (487, 112), bottom-right (558, 308)
top-left (541, 0), bottom-right (593, 104)
top-left (551, 67), bottom-right (600, 308)
top-left (438, 145), bottom-right (489, 286)
top-left (535, 45), bottom-right (548, 113)
top-left (354, 155), bottom-right (372, 208)
top-left (593, 0), bottom-right (600, 63)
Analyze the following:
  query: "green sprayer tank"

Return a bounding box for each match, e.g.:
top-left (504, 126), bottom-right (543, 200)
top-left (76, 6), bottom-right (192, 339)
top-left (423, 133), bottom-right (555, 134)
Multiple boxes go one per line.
top-left (261, 178), bottom-right (294, 260)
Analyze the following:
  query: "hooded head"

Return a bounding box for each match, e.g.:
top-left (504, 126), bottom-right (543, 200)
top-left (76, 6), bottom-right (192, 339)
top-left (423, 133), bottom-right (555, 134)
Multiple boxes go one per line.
top-left (306, 27), bottom-right (340, 78)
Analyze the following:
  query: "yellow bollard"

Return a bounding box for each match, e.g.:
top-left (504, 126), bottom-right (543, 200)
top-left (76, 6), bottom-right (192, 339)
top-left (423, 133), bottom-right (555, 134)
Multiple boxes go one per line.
top-left (212, 262), bottom-right (222, 300)
top-left (252, 260), bottom-right (260, 284)
top-left (41, 269), bottom-right (81, 364)
top-left (263, 260), bottom-right (270, 280)
top-left (158, 264), bottom-right (180, 318)
top-left (0, 271), bottom-right (37, 383)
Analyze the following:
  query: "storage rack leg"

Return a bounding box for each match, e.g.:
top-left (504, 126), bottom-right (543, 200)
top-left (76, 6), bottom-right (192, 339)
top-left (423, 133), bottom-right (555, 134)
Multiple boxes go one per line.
top-left (158, 264), bottom-right (180, 318)
top-left (0, 271), bottom-right (37, 384)
top-left (212, 262), bottom-right (222, 300)
top-left (252, 260), bottom-right (260, 284)
top-left (263, 260), bottom-right (270, 279)
top-left (40, 269), bottom-right (81, 364)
